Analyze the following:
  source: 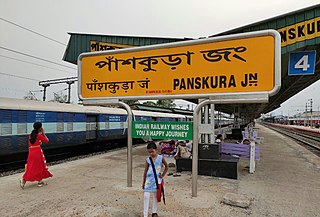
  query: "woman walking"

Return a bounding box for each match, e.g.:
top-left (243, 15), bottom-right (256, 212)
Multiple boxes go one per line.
top-left (20, 122), bottom-right (53, 188)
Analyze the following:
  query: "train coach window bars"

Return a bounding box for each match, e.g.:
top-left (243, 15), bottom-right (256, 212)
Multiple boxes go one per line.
top-left (1, 123), bottom-right (12, 136)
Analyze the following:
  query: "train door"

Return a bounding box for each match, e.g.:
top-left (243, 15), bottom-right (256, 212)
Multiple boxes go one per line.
top-left (86, 115), bottom-right (98, 140)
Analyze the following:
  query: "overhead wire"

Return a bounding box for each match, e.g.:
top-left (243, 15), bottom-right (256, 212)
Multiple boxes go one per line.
top-left (0, 71), bottom-right (39, 81)
top-left (0, 54), bottom-right (76, 75)
top-left (0, 46), bottom-right (77, 70)
top-left (0, 17), bottom-right (66, 46)
top-left (0, 17), bottom-right (77, 99)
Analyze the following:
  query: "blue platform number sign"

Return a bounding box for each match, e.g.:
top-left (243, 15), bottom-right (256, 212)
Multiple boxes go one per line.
top-left (288, 51), bottom-right (316, 75)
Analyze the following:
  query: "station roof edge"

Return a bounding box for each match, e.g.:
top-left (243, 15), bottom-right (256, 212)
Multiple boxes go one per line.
top-left (66, 32), bottom-right (194, 40)
top-left (211, 3), bottom-right (320, 37)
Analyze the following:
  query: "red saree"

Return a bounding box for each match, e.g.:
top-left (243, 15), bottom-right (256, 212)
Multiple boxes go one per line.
top-left (23, 133), bottom-right (52, 181)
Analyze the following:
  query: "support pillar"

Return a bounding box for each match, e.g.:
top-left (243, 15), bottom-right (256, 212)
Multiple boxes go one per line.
top-left (42, 84), bottom-right (50, 101)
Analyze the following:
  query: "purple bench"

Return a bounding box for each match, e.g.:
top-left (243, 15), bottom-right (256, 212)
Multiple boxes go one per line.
top-left (220, 142), bottom-right (260, 173)
top-left (242, 130), bottom-right (264, 144)
top-left (220, 142), bottom-right (260, 160)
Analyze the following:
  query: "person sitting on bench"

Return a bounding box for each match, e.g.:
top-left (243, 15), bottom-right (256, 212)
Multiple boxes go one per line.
top-left (242, 139), bottom-right (251, 145)
top-left (174, 141), bottom-right (191, 160)
top-left (161, 141), bottom-right (175, 155)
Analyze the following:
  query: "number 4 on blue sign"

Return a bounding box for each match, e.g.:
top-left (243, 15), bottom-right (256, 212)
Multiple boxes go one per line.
top-left (295, 55), bottom-right (310, 71)
top-left (288, 51), bottom-right (316, 75)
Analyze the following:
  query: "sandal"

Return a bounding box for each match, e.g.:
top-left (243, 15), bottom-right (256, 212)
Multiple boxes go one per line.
top-left (20, 179), bottom-right (26, 189)
top-left (37, 181), bottom-right (46, 187)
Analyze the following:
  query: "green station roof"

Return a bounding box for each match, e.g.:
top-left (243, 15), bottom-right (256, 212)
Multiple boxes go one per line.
top-left (209, 4), bottom-right (320, 117)
top-left (63, 33), bottom-right (190, 64)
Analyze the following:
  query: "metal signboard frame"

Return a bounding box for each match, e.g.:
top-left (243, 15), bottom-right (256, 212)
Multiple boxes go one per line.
top-left (78, 30), bottom-right (281, 103)
top-left (77, 29), bottom-right (281, 196)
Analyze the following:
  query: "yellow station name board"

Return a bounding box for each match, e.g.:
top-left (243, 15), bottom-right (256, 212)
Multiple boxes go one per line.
top-left (79, 30), bottom-right (280, 100)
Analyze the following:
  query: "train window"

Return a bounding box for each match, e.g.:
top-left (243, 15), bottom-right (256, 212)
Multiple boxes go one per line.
top-left (57, 113), bottom-right (64, 132)
top-left (120, 115), bottom-right (126, 129)
top-left (57, 123), bottom-right (64, 132)
top-left (1, 123), bottom-right (12, 136)
top-left (86, 115), bottom-right (98, 140)
top-left (67, 113), bottom-right (73, 132)
top-left (0, 110), bottom-right (12, 135)
top-left (105, 121), bottom-right (110, 130)
top-left (17, 123), bottom-right (27, 134)
top-left (17, 111), bottom-right (27, 134)
top-left (67, 122), bottom-right (73, 132)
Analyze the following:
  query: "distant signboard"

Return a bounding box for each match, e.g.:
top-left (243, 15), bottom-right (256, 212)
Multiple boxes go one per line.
top-left (277, 16), bottom-right (320, 47)
top-left (288, 51), bottom-right (316, 76)
top-left (90, 41), bottom-right (133, 52)
top-left (78, 30), bottom-right (280, 101)
top-left (132, 121), bottom-right (193, 140)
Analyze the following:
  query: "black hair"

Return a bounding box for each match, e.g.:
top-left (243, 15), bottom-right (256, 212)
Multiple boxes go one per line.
top-left (243, 139), bottom-right (250, 143)
top-left (147, 141), bottom-right (157, 150)
top-left (30, 122), bottom-right (42, 144)
top-left (169, 140), bottom-right (175, 145)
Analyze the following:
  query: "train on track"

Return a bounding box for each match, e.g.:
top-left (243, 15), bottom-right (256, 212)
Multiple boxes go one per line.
top-left (0, 97), bottom-right (190, 160)
top-left (263, 116), bottom-right (320, 128)
top-left (0, 97), bottom-right (234, 163)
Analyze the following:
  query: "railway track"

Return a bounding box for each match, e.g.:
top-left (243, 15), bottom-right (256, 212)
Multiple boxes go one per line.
top-left (262, 123), bottom-right (320, 157)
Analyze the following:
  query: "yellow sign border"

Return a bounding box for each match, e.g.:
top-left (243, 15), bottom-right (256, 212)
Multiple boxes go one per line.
top-left (78, 30), bottom-right (281, 101)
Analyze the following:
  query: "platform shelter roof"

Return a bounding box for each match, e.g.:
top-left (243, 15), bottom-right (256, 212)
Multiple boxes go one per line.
top-left (209, 4), bottom-right (320, 118)
top-left (63, 33), bottom-right (189, 64)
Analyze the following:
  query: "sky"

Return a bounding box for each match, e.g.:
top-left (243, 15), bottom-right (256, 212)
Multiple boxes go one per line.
top-left (0, 0), bottom-right (319, 115)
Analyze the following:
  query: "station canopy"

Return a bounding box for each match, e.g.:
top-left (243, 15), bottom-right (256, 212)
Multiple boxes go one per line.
top-left (63, 4), bottom-right (320, 119)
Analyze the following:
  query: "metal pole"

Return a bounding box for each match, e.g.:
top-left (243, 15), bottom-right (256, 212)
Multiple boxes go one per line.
top-left (42, 84), bottom-right (50, 101)
top-left (210, 104), bottom-right (215, 142)
top-left (119, 102), bottom-right (133, 187)
top-left (192, 97), bottom-right (267, 197)
top-left (310, 99), bottom-right (313, 128)
top-left (43, 86), bottom-right (46, 101)
top-left (204, 105), bottom-right (209, 143)
top-left (192, 99), bottom-right (214, 197)
top-left (82, 99), bottom-right (133, 187)
top-left (66, 81), bottom-right (74, 103)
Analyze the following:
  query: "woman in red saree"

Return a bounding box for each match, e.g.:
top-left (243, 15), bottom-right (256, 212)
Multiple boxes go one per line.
top-left (20, 122), bottom-right (53, 188)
